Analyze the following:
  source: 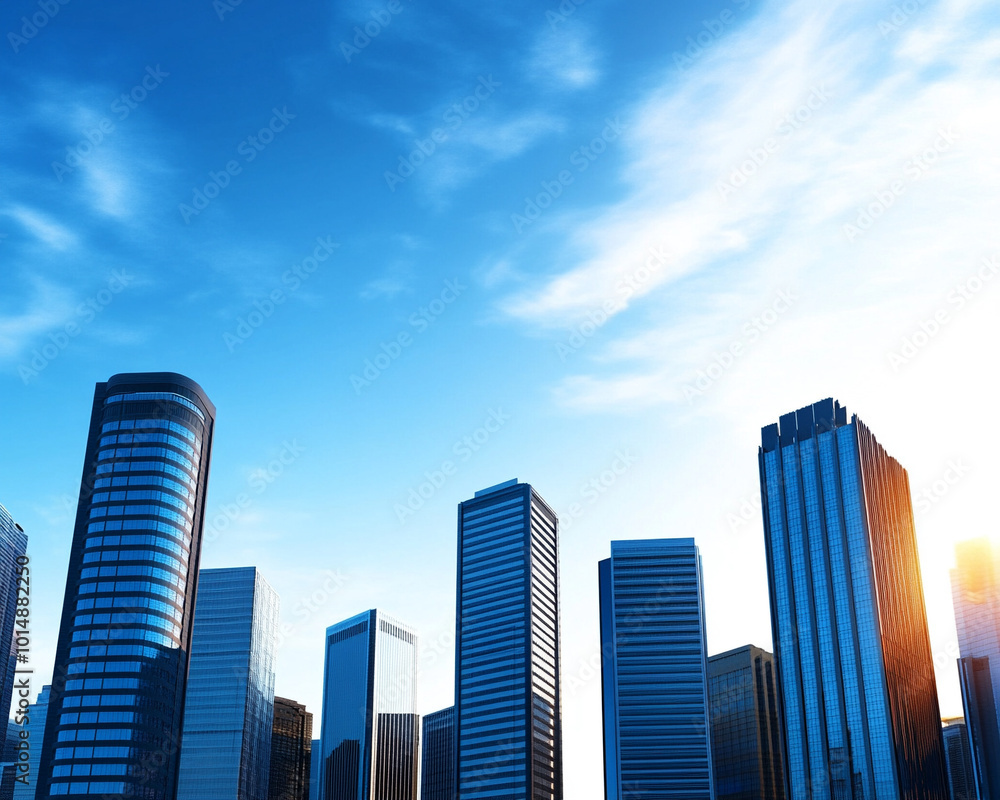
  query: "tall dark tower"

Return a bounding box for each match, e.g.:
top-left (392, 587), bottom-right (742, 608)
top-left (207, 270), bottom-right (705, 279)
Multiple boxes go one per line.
top-left (37, 372), bottom-right (215, 800)
top-left (759, 399), bottom-right (947, 800)
top-left (454, 479), bottom-right (562, 800)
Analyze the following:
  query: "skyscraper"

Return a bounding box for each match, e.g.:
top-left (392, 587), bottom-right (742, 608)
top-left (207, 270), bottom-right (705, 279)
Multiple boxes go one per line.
top-left (177, 567), bottom-right (279, 800)
top-left (455, 479), bottom-right (562, 800)
top-left (941, 719), bottom-right (976, 800)
top-left (318, 610), bottom-right (419, 800)
top-left (708, 645), bottom-right (785, 800)
top-left (37, 372), bottom-right (216, 800)
top-left (308, 740), bottom-right (319, 800)
top-left (0, 504), bottom-right (28, 748)
top-left (268, 696), bottom-right (313, 800)
top-left (421, 707), bottom-right (455, 800)
top-left (952, 537), bottom-right (1000, 799)
top-left (13, 685), bottom-right (51, 800)
top-left (759, 398), bottom-right (948, 800)
top-left (599, 538), bottom-right (714, 800)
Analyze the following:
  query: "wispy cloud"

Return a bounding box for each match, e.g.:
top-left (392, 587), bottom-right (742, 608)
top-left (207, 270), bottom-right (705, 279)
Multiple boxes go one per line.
top-left (501, 0), bottom-right (1000, 411)
top-left (526, 24), bottom-right (601, 89)
top-left (3, 206), bottom-right (77, 251)
top-left (0, 277), bottom-right (77, 360)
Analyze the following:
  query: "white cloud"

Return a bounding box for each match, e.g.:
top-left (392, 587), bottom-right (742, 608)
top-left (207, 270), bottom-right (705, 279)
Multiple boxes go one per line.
top-left (501, 0), bottom-right (1000, 412)
top-left (0, 276), bottom-right (76, 360)
top-left (526, 24), bottom-right (601, 89)
top-left (4, 205), bottom-right (77, 250)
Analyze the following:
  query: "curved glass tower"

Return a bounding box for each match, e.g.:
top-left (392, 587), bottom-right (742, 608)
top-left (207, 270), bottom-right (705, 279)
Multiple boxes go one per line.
top-left (37, 372), bottom-right (215, 800)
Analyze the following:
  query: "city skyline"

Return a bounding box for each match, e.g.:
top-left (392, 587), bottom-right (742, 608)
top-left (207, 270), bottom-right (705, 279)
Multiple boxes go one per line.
top-left (4, 0), bottom-right (999, 793)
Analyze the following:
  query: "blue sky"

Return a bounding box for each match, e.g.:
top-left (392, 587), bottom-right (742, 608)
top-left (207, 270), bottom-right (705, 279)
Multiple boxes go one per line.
top-left (3, 0), bottom-right (999, 790)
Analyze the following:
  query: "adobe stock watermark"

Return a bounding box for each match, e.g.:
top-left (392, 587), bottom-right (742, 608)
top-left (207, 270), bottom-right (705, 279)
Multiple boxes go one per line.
top-left (717, 85), bottom-right (831, 201)
top-left (223, 235), bottom-right (340, 352)
top-left (350, 278), bottom-right (466, 393)
top-left (560, 450), bottom-right (639, 532)
top-left (384, 75), bottom-right (502, 192)
top-left (546, 0), bottom-right (588, 29)
top-left (273, 570), bottom-right (350, 651)
top-left (7, 0), bottom-right (70, 54)
top-left (843, 127), bottom-right (959, 242)
top-left (18, 270), bottom-right (134, 385)
top-left (672, 0), bottom-right (752, 71)
top-left (556, 246), bottom-right (671, 361)
top-left (179, 106), bottom-right (296, 223)
top-left (726, 491), bottom-right (761, 535)
top-left (511, 116), bottom-right (625, 233)
top-left (52, 66), bottom-right (169, 182)
top-left (682, 289), bottom-right (796, 402)
top-left (878, 0), bottom-right (929, 38)
top-left (203, 439), bottom-right (305, 544)
top-left (394, 408), bottom-right (512, 523)
top-left (887, 255), bottom-right (998, 370)
top-left (914, 459), bottom-right (970, 516)
top-left (213, 0), bottom-right (249, 22)
top-left (340, 0), bottom-right (413, 62)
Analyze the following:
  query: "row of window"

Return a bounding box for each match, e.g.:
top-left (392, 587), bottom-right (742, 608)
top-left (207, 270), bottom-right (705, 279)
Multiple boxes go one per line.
top-left (91, 490), bottom-right (191, 515)
top-left (79, 565), bottom-right (185, 587)
top-left (97, 446), bottom-right (196, 472)
top-left (71, 627), bottom-right (176, 647)
top-left (73, 612), bottom-right (179, 636)
top-left (79, 580), bottom-right (184, 604)
top-left (52, 764), bottom-right (128, 777)
top-left (99, 431), bottom-right (195, 457)
top-left (77, 595), bottom-right (182, 622)
top-left (69, 644), bottom-right (170, 660)
top-left (67, 661), bottom-right (147, 676)
top-left (61, 694), bottom-right (138, 708)
top-left (96, 459), bottom-right (195, 487)
top-left (59, 711), bottom-right (135, 725)
top-left (65, 677), bottom-right (141, 692)
top-left (94, 473), bottom-right (194, 501)
top-left (85, 534), bottom-right (187, 560)
top-left (82, 549), bottom-right (186, 573)
top-left (87, 518), bottom-right (191, 546)
top-left (57, 728), bottom-right (134, 742)
top-left (49, 780), bottom-right (126, 795)
top-left (104, 389), bottom-right (205, 420)
top-left (89, 504), bottom-right (192, 531)
top-left (102, 417), bottom-right (198, 444)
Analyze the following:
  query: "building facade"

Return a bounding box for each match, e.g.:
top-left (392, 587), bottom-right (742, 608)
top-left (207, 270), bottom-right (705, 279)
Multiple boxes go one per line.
top-left (455, 479), bottom-right (562, 800)
top-left (941, 719), bottom-right (976, 800)
top-left (13, 685), bottom-right (51, 800)
top-left (0, 504), bottom-right (28, 750)
top-left (708, 646), bottom-right (785, 800)
top-left (268, 697), bottom-right (313, 800)
top-left (37, 372), bottom-right (216, 800)
top-left (952, 537), bottom-right (1000, 799)
top-left (176, 567), bottom-right (279, 800)
top-left (421, 707), bottom-right (455, 800)
top-left (599, 538), bottom-right (715, 800)
top-left (308, 740), bottom-right (319, 800)
top-left (759, 398), bottom-right (948, 800)
top-left (318, 609), bottom-right (419, 800)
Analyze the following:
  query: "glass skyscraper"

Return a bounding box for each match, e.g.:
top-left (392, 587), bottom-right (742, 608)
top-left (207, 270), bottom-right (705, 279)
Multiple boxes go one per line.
top-left (941, 719), bottom-right (976, 800)
top-left (599, 538), bottom-right (714, 800)
top-left (421, 707), bottom-right (454, 800)
top-left (268, 696), bottom-right (313, 800)
top-left (455, 479), bottom-right (562, 800)
top-left (176, 567), bottom-right (279, 800)
top-left (37, 373), bottom-right (216, 800)
top-left (708, 645), bottom-right (785, 800)
top-left (0, 504), bottom-right (28, 746)
top-left (318, 609), bottom-right (419, 800)
top-left (13, 685), bottom-right (51, 800)
top-left (759, 398), bottom-right (948, 800)
top-left (952, 537), bottom-right (1000, 799)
